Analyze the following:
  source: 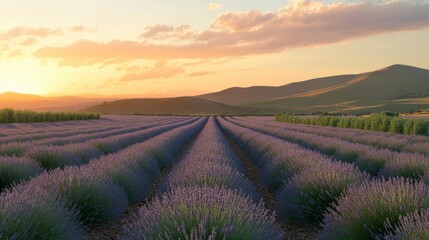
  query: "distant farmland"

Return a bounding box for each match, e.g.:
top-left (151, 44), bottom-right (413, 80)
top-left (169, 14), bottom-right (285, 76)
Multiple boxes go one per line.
top-left (1, 115), bottom-right (429, 239)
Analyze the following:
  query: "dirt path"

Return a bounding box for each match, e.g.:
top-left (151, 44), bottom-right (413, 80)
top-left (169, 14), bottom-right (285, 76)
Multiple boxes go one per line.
top-left (220, 124), bottom-right (317, 240)
top-left (86, 136), bottom-right (197, 240)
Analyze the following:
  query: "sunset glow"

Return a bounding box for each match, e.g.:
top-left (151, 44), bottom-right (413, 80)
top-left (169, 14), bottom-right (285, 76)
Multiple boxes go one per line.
top-left (1, 0), bottom-right (429, 96)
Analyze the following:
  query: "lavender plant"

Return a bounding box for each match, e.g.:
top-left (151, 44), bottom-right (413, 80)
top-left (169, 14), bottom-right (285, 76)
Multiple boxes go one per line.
top-left (26, 146), bottom-right (81, 170)
top-left (32, 166), bottom-right (129, 225)
top-left (276, 161), bottom-right (369, 225)
top-left (319, 178), bottom-right (429, 239)
top-left (0, 156), bottom-right (44, 190)
top-left (161, 161), bottom-right (258, 199)
top-left (121, 187), bottom-right (284, 240)
top-left (383, 209), bottom-right (429, 240)
top-left (379, 153), bottom-right (429, 180)
top-left (0, 185), bottom-right (85, 239)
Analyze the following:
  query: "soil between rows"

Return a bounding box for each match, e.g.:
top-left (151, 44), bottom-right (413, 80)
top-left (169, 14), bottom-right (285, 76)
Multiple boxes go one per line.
top-left (220, 123), bottom-right (317, 240)
top-left (86, 133), bottom-right (198, 240)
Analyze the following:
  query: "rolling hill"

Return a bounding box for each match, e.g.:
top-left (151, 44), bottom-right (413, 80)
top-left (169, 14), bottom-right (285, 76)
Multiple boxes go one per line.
top-left (82, 97), bottom-right (258, 115)
top-left (198, 74), bottom-right (358, 105)
top-left (199, 64), bottom-right (429, 114)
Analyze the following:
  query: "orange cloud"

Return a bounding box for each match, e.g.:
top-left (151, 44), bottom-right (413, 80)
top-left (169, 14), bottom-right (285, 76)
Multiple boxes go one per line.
top-left (188, 71), bottom-right (213, 77)
top-left (118, 61), bottom-right (185, 82)
top-left (34, 1), bottom-right (429, 66)
top-left (0, 26), bottom-right (63, 40)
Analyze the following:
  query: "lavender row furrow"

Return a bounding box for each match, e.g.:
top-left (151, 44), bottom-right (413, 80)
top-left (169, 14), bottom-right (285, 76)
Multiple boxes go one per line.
top-left (0, 117), bottom-right (198, 193)
top-left (0, 116), bottom-right (183, 145)
top-left (227, 117), bottom-right (429, 181)
top-left (121, 118), bottom-right (284, 239)
top-left (217, 117), bottom-right (368, 226)
top-left (17, 116), bottom-right (189, 147)
top-left (221, 117), bottom-right (429, 239)
top-left (236, 116), bottom-right (429, 155)
top-left (0, 117), bottom-right (206, 239)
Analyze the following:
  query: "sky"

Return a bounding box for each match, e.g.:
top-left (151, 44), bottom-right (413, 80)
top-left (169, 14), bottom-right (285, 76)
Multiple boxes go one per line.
top-left (1, 0), bottom-right (429, 97)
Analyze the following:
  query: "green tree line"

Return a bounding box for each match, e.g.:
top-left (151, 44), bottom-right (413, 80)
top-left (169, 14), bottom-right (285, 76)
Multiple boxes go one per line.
top-left (275, 113), bottom-right (429, 135)
top-left (0, 108), bottom-right (101, 124)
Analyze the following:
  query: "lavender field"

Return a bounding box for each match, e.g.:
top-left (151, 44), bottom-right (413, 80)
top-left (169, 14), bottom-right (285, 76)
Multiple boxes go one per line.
top-left (1, 115), bottom-right (429, 240)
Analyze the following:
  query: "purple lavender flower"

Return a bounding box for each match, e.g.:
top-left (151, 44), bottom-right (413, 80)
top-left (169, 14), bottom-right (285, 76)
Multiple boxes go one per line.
top-left (0, 184), bottom-right (85, 239)
top-left (121, 187), bottom-right (284, 240)
top-left (0, 156), bottom-right (44, 190)
top-left (319, 178), bottom-right (429, 239)
top-left (277, 161), bottom-right (369, 225)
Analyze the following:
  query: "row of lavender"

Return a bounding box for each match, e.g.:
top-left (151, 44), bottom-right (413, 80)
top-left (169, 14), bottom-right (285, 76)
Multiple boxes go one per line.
top-left (0, 116), bottom-right (190, 158)
top-left (0, 115), bottom-right (164, 137)
top-left (0, 118), bottom-right (206, 239)
top-left (228, 117), bottom-right (429, 181)
top-left (0, 116), bottom-right (183, 146)
top-left (218, 117), bottom-right (429, 239)
top-left (235, 116), bottom-right (429, 155)
top-left (121, 118), bottom-right (284, 239)
top-left (0, 117), bottom-right (196, 191)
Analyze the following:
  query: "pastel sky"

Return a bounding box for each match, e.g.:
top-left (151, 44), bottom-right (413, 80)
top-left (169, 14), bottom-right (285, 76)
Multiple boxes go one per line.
top-left (1, 0), bottom-right (429, 96)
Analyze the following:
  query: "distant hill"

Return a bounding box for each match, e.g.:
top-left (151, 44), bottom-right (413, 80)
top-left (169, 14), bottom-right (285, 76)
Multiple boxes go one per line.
top-left (198, 74), bottom-right (357, 105)
top-left (82, 97), bottom-right (258, 115)
top-left (199, 64), bottom-right (429, 114)
top-left (0, 92), bottom-right (114, 111)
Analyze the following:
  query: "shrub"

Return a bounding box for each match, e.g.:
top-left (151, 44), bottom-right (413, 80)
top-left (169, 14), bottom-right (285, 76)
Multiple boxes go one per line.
top-left (338, 118), bottom-right (351, 128)
top-left (0, 108), bottom-right (100, 124)
top-left (389, 117), bottom-right (405, 134)
top-left (0, 142), bottom-right (29, 157)
top-left (64, 143), bottom-right (102, 164)
top-left (260, 148), bottom-right (324, 191)
top-left (276, 161), bottom-right (369, 225)
top-left (33, 167), bottom-right (128, 225)
top-left (411, 120), bottom-right (429, 135)
top-left (319, 178), bottom-right (429, 239)
top-left (403, 120), bottom-right (414, 135)
top-left (379, 153), bottom-right (429, 180)
top-left (161, 161), bottom-right (258, 200)
top-left (26, 146), bottom-right (81, 170)
top-left (0, 156), bottom-right (44, 190)
top-left (122, 148), bottom-right (161, 181)
top-left (275, 113), bottom-right (429, 135)
top-left (121, 187), bottom-right (284, 240)
top-left (355, 149), bottom-right (395, 176)
top-left (384, 209), bottom-right (429, 240)
top-left (90, 157), bottom-right (151, 203)
top-left (0, 185), bottom-right (85, 239)
top-left (350, 117), bottom-right (365, 129)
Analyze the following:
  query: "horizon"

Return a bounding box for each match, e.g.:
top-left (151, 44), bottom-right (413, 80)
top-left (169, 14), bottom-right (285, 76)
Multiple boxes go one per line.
top-left (1, 0), bottom-right (429, 97)
top-left (0, 63), bottom-right (424, 98)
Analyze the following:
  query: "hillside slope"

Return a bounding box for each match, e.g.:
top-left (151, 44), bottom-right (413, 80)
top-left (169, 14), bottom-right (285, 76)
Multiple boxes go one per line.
top-left (82, 97), bottom-right (258, 115)
top-left (251, 65), bottom-right (429, 113)
top-left (198, 74), bottom-right (357, 105)
top-left (197, 64), bottom-right (429, 114)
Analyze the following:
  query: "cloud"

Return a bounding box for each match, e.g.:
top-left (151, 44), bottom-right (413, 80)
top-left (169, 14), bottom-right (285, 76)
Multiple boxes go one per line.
top-left (34, 0), bottom-right (429, 66)
top-left (118, 61), bottom-right (185, 82)
top-left (0, 26), bottom-right (63, 41)
top-left (188, 71), bottom-right (213, 77)
top-left (70, 25), bottom-right (86, 32)
top-left (209, 3), bottom-right (221, 11)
